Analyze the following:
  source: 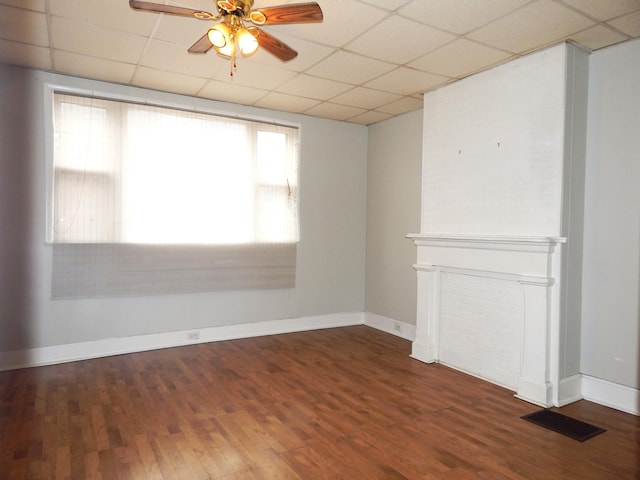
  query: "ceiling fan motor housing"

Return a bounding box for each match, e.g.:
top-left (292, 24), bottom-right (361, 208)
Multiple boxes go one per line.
top-left (217, 0), bottom-right (254, 17)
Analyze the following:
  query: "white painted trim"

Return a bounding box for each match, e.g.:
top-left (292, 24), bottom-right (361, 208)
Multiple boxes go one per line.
top-left (364, 312), bottom-right (416, 341)
top-left (582, 375), bottom-right (639, 416)
top-left (0, 311), bottom-right (419, 372)
top-left (413, 264), bottom-right (554, 287)
top-left (410, 342), bottom-right (436, 364)
top-left (0, 312), bottom-right (364, 372)
top-left (407, 233), bottom-right (566, 252)
top-left (515, 377), bottom-right (553, 408)
top-left (3, 314), bottom-right (634, 417)
top-left (409, 231), bottom-right (565, 408)
top-left (557, 374), bottom-right (583, 406)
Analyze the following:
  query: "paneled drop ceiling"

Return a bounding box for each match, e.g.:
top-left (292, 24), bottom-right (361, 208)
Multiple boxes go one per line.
top-left (1, 0), bottom-right (639, 124)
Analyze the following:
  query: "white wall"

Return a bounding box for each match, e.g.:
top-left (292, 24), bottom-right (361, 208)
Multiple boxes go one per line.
top-left (581, 39), bottom-right (640, 390)
top-left (0, 64), bottom-right (368, 354)
top-left (421, 46), bottom-right (567, 236)
top-left (365, 110), bottom-right (422, 325)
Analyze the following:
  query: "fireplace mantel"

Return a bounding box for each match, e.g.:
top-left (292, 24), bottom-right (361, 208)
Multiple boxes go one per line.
top-left (407, 233), bottom-right (574, 408)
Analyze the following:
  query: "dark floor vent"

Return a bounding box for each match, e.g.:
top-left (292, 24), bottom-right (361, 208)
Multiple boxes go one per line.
top-left (521, 409), bottom-right (606, 442)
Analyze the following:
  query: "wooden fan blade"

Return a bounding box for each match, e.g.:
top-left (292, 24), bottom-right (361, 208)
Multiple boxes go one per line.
top-left (252, 27), bottom-right (298, 62)
top-left (250, 2), bottom-right (323, 25)
top-left (129, 0), bottom-right (215, 20)
top-left (188, 33), bottom-right (213, 54)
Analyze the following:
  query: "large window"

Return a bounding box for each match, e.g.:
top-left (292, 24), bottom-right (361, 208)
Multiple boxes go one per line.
top-left (49, 90), bottom-right (300, 298)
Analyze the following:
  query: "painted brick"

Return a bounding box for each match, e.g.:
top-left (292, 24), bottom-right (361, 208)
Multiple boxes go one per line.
top-left (439, 272), bottom-right (524, 389)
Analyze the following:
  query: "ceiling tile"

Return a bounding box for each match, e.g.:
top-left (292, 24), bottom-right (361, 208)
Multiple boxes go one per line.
top-left (560, 0), bottom-right (640, 21)
top-left (267, 0), bottom-right (388, 48)
top-left (3, 0), bottom-right (638, 127)
top-left (345, 14), bottom-right (456, 64)
top-left (51, 17), bottom-right (147, 63)
top-left (376, 95), bottom-right (424, 115)
top-left (53, 50), bottom-right (135, 84)
top-left (348, 110), bottom-right (393, 125)
top-left (198, 79), bottom-right (269, 105)
top-left (211, 59), bottom-right (297, 90)
top-left (569, 25), bottom-right (630, 50)
top-left (245, 33), bottom-right (334, 72)
top-left (410, 38), bottom-right (513, 77)
top-left (132, 66), bottom-right (208, 96)
top-left (467, 0), bottom-right (596, 53)
top-left (306, 50), bottom-right (396, 84)
top-left (139, 40), bottom-right (217, 79)
top-left (151, 13), bottom-right (210, 47)
top-left (276, 74), bottom-right (353, 100)
top-left (0, 0), bottom-right (45, 11)
top-left (254, 92), bottom-right (321, 113)
top-left (330, 86), bottom-right (402, 109)
top-left (608, 11), bottom-right (640, 37)
top-left (0, 5), bottom-right (48, 46)
top-left (0, 39), bottom-right (51, 70)
top-left (303, 102), bottom-right (367, 121)
top-left (399, 0), bottom-right (530, 35)
top-left (365, 67), bottom-right (450, 95)
top-left (51, 0), bottom-right (157, 35)
top-left (357, 0), bottom-right (412, 11)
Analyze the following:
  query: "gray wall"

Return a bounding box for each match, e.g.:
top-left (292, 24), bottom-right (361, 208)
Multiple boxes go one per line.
top-left (581, 38), bottom-right (640, 389)
top-left (365, 110), bottom-right (422, 325)
top-left (0, 64), bottom-right (368, 352)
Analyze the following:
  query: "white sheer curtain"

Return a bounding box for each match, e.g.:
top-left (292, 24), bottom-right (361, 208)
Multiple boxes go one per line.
top-left (50, 93), bottom-right (299, 298)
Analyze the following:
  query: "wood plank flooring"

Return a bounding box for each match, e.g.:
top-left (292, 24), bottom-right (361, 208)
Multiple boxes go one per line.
top-left (1, 326), bottom-right (638, 479)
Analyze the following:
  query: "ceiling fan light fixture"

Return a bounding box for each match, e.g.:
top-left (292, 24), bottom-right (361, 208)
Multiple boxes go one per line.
top-left (237, 26), bottom-right (258, 57)
top-left (129, 0), bottom-right (324, 67)
top-left (215, 40), bottom-right (235, 59)
top-left (207, 23), bottom-right (230, 48)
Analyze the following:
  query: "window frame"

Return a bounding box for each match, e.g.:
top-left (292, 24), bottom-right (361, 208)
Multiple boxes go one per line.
top-left (43, 82), bottom-right (302, 297)
top-left (45, 83), bottom-right (301, 246)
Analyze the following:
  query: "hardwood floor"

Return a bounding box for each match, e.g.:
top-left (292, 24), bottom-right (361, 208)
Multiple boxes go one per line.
top-left (1, 326), bottom-right (638, 479)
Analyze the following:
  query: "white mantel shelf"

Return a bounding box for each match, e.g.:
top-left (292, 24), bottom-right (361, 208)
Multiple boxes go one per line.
top-left (407, 233), bottom-right (566, 249)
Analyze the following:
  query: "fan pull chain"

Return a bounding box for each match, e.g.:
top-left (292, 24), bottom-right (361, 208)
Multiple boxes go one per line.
top-left (229, 34), bottom-right (238, 77)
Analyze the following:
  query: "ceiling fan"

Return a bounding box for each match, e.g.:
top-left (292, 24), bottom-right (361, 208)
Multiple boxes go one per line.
top-left (129, 0), bottom-right (323, 74)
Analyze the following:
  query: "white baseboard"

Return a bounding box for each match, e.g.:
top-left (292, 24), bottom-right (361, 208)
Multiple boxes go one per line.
top-left (0, 312), bottom-right (364, 371)
top-left (581, 375), bottom-right (639, 416)
top-left (515, 377), bottom-right (553, 408)
top-left (0, 311), bottom-right (415, 372)
top-left (557, 374), bottom-right (583, 407)
top-left (364, 312), bottom-right (416, 341)
top-left (5, 314), bottom-right (634, 418)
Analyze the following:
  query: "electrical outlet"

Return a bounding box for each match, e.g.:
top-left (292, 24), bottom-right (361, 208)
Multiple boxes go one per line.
top-left (393, 322), bottom-right (401, 332)
top-left (187, 331), bottom-right (200, 341)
